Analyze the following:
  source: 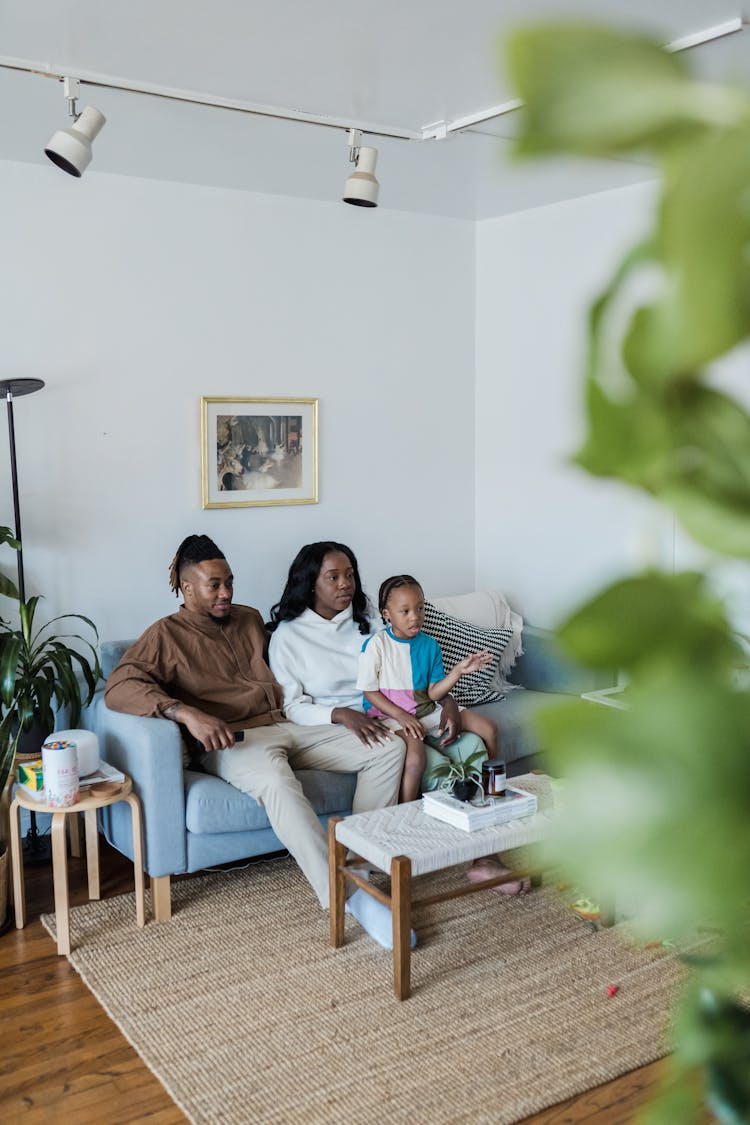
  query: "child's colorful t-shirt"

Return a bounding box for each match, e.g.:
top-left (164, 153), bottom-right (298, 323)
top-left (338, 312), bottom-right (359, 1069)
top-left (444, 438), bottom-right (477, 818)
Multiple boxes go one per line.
top-left (357, 628), bottom-right (444, 718)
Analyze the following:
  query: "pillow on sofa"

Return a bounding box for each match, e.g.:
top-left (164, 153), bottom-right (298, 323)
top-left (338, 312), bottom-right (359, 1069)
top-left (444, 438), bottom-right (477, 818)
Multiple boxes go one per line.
top-left (423, 602), bottom-right (513, 706)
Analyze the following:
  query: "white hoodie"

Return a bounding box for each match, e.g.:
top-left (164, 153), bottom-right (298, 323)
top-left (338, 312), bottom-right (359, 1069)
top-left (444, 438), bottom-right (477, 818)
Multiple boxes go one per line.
top-left (268, 605), bottom-right (375, 725)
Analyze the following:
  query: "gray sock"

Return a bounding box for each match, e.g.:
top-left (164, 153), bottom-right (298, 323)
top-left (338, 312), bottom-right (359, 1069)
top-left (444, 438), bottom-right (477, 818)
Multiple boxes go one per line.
top-left (345, 887), bottom-right (417, 950)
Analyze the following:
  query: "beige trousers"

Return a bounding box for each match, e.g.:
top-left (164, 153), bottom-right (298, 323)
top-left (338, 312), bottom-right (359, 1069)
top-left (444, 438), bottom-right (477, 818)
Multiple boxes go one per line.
top-left (202, 721), bottom-right (405, 907)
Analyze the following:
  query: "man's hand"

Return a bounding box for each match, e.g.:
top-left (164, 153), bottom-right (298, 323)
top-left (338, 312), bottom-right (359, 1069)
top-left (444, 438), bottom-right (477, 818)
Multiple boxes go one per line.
top-left (331, 706), bottom-right (392, 747)
top-left (436, 695), bottom-right (460, 746)
top-left (167, 703), bottom-right (235, 752)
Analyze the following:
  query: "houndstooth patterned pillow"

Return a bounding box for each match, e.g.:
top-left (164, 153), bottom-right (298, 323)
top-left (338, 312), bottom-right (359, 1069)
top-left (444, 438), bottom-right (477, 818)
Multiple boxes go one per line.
top-left (422, 602), bottom-right (513, 707)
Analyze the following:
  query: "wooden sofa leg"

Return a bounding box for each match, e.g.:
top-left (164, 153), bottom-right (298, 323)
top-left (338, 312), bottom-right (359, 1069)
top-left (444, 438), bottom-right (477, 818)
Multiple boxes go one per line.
top-left (151, 875), bottom-right (172, 922)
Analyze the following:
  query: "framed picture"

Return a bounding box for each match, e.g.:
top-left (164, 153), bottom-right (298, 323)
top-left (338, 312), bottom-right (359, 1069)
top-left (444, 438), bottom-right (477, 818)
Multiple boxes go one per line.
top-left (201, 396), bottom-right (318, 508)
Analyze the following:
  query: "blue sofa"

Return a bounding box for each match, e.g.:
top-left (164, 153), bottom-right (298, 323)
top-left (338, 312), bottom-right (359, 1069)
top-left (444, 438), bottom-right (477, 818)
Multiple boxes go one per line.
top-left (84, 592), bottom-right (608, 921)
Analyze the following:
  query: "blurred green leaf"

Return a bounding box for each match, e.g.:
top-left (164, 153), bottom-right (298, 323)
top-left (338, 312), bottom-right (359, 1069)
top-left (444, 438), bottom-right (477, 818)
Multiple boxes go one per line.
top-left (507, 24), bottom-right (746, 158)
top-left (537, 673), bottom-right (750, 944)
top-left (507, 20), bottom-right (750, 1122)
top-left (635, 1066), bottom-right (702, 1125)
top-left (673, 987), bottom-right (750, 1123)
top-left (556, 572), bottom-right (741, 672)
top-left (624, 127), bottom-right (750, 383)
top-left (578, 381), bottom-right (750, 558)
top-left (659, 383), bottom-right (750, 556)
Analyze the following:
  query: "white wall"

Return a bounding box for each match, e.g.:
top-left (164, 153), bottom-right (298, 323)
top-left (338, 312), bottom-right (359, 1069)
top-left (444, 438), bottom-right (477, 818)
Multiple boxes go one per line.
top-left (474, 181), bottom-right (671, 627)
top-left (0, 161), bottom-right (476, 640)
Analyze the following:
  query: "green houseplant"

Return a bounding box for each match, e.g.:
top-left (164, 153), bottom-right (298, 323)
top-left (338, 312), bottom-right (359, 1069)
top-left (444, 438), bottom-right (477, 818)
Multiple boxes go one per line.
top-left (506, 22), bottom-right (750, 1124)
top-left (429, 747), bottom-right (486, 802)
top-left (0, 524), bottom-right (101, 829)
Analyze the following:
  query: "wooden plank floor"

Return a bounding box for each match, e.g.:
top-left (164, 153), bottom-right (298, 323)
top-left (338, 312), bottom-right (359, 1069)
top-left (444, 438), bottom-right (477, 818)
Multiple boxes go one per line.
top-left (0, 836), bottom-right (706, 1124)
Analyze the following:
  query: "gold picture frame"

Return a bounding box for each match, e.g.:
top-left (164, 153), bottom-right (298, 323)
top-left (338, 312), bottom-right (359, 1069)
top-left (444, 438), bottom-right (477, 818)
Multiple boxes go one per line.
top-left (201, 396), bottom-right (319, 508)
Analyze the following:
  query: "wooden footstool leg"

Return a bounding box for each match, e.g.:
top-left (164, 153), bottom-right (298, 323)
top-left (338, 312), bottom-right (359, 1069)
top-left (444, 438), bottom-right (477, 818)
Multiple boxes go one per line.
top-left (328, 817), bottom-right (346, 948)
top-left (391, 855), bottom-right (412, 1001)
top-left (51, 812), bottom-right (71, 956)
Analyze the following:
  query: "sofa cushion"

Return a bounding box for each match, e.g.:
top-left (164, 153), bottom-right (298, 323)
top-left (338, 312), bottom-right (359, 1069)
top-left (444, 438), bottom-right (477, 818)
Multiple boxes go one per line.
top-left (508, 625), bottom-right (613, 695)
top-left (473, 690), bottom-right (571, 766)
top-left (184, 768), bottom-right (357, 835)
top-left (423, 602), bottom-right (513, 706)
top-left (101, 639), bottom-right (136, 680)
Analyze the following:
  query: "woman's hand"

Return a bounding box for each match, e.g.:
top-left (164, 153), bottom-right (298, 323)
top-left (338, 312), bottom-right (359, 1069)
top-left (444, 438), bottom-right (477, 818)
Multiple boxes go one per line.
top-left (396, 714), bottom-right (426, 741)
top-left (331, 706), bottom-right (393, 747)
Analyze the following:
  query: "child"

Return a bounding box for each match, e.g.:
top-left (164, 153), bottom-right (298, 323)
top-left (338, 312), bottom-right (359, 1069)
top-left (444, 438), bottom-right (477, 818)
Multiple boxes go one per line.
top-left (357, 574), bottom-right (499, 803)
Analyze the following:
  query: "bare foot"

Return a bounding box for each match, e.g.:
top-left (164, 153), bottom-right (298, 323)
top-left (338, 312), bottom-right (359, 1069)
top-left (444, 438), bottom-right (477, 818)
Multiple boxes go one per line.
top-left (467, 858), bottom-right (530, 896)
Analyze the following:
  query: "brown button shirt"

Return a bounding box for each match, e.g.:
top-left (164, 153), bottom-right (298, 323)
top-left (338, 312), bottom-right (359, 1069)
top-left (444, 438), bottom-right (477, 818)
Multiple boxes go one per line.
top-left (104, 604), bottom-right (285, 729)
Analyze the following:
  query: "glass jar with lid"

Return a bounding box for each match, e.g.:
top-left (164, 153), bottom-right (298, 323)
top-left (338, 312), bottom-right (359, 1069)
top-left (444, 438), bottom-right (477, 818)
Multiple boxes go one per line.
top-left (481, 758), bottom-right (507, 799)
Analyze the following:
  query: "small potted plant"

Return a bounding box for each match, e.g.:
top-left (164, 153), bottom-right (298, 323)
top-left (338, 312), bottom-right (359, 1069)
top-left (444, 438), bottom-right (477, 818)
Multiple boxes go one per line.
top-left (429, 748), bottom-right (486, 803)
top-left (0, 526), bottom-right (100, 920)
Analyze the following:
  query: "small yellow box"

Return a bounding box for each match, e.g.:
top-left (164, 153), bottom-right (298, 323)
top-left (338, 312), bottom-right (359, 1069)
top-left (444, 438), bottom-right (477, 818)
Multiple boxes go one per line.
top-left (18, 758), bottom-right (44, 791)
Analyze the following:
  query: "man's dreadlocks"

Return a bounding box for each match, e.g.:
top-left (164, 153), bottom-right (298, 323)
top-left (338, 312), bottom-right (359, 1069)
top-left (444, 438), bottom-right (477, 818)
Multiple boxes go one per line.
top-left (168, 534), bottom-right (226, 596)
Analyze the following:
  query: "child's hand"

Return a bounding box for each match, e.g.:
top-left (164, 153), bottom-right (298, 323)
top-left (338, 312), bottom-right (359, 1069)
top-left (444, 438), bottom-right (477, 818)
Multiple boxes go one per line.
top-left (457, 649), bottom-right (494, 675)
top-left (397, 713), bottom-right (425, 741)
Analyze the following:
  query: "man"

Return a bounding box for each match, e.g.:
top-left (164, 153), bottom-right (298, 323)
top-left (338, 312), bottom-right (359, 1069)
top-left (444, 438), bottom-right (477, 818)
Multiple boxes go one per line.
top-left (105, 534), bottom-right (407, 947)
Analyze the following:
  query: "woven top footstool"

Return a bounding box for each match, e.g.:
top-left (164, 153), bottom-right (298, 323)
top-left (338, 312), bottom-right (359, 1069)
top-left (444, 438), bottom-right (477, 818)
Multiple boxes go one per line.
top-left (327, 772), bottom-right (555, 1000)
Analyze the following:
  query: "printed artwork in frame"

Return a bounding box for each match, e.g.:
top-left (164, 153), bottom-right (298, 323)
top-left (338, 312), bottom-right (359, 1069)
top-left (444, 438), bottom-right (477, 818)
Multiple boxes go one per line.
top-left (201, 396), bottom-right (319, 508)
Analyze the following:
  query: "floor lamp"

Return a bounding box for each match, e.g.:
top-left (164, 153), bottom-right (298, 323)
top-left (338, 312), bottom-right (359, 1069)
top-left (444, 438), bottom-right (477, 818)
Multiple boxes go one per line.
top-left (0, 377), bottom-right (50, 863)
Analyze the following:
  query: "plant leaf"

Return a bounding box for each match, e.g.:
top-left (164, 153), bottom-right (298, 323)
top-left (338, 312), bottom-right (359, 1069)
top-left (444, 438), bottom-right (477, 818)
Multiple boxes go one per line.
top-left (0, 527), bottom-right (21, 551)
top-left (0, 572), bottom-right (19, 600)
top-left (624, 126), bottom-right (750, 383)
top-left (18, 596), bottom-right (39, 645)
top-left (0, 633), bottom-right (23, 706)
top-left (507, 24), bottom-right (746, 159)
top-left (556, 571), bottom-right (740, 673)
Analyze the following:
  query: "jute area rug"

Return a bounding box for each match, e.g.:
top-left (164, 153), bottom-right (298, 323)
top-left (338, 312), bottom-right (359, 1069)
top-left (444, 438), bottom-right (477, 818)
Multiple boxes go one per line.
top-left (42, 856), bottom-right (682, 1125)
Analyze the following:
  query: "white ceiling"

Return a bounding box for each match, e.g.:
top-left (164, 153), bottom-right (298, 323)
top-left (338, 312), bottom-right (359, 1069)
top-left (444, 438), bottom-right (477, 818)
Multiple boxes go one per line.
top-left (1, 1), bottom-right (747, 218)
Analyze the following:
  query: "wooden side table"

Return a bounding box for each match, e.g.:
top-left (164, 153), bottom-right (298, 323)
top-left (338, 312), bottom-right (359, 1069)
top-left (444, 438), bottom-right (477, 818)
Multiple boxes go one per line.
top-left (9, 776), bottom-right (146, 955)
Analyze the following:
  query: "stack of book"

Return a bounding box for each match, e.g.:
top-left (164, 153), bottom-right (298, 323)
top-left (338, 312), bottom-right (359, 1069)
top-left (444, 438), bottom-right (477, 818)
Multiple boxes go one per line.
top-left (17, 758), bottom-right (45, 801)
top-left (79, 761), bottom-right (125, 788)
top-left (422, 786), bottom-right (537, 831)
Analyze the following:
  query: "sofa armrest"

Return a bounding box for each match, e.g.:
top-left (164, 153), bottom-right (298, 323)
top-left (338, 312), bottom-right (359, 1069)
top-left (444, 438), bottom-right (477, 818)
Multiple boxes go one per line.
top-left (83, 691), bottom-right (188, 878)
top-left (509, 625), bottom-right (614, 695)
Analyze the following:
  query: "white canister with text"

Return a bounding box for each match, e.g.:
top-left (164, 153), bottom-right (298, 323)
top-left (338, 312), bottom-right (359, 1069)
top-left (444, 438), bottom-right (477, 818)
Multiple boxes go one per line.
top-left (42, 738), bottom-right (80, 807)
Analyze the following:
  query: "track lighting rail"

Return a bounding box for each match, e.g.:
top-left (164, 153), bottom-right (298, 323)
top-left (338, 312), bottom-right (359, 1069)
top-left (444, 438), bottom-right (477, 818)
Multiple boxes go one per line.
top-left (0, 15), bottom-right (744, 149)
top-left (0, 55), bottom-right (419, 142)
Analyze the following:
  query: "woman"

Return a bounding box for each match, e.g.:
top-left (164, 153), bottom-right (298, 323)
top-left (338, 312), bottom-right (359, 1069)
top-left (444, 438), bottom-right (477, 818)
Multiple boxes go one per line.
top-left (268, 541), bottom-right (528, 895)
top-left (268, 541), bottom-right (398, 746)
top-left (269, 541), bottom-right (466, 748)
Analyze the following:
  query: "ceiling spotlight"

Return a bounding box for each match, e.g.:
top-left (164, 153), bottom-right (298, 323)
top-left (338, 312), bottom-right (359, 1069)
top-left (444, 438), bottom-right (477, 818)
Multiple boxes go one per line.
top-left (44, 77), bottom-right (106, 177)
top-left (342, 128), bottom-right (379, 208)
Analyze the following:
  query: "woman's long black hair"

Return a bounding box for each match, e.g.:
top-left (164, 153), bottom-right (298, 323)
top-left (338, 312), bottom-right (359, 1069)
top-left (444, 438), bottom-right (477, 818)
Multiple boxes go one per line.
top-left (268, 541), bottom-right (371, 635)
